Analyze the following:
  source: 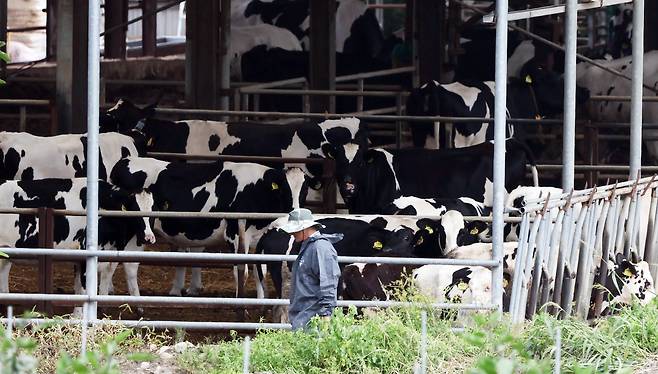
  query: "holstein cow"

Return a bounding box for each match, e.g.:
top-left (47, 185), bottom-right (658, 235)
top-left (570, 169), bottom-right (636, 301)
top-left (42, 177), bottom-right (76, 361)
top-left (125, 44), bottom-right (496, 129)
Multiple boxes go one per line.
top-left (110, 156), bottom-right (306, 297)
top-left (406, 63), bottom-right (590, 149)
top-left (238, 0), bottom-right (384, 58)
top-left (340, 140), bottom-right (539, 214)
top-left (100, 99), bottom-right (367, 203)
top-left (0, 131), bottom-right (144, 181)
top-left (576, 51), bottom-right (658, 162)
top-left (594, 253), bottom-right (656, 316)
top-left (229, 24), bottom-right (302, 81)
top-left (0, 178), bottom-right (155, 304)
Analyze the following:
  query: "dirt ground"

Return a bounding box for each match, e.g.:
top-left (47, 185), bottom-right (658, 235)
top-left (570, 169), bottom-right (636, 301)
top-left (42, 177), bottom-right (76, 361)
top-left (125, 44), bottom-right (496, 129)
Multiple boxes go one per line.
top-left (4, 253), bottom-right (278, 342)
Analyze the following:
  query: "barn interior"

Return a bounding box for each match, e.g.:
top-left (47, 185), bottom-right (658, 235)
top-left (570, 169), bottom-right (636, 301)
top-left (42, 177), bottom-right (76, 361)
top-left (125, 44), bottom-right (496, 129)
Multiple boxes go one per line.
top-left (1, 0), bottom-right (658, 337)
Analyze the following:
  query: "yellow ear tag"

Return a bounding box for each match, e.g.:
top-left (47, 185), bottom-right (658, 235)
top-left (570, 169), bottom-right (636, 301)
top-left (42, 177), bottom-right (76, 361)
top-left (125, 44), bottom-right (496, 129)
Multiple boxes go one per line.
top-left (623, 268), bottom-right (634, 278)
top-left (373, 241), bottom-right (383, 250)
top-left (147, 137), bottom-right (154, 147)
top-left (271, 182), bottom-right (279, 190)
top-left (457, 281), bottom-right (468, 291)
top-left (121, 204), bottom-right (127, 211)
top-left (470, 227), bottom-right (479, 235)
top-left (424, 226), bottom-right (434, 234)
top-left (525, 75), bottom-right (533, 84)
top-left (502, 278), bottom-right (509, 288)
top-left (416, 236), bottom-right (424, 245)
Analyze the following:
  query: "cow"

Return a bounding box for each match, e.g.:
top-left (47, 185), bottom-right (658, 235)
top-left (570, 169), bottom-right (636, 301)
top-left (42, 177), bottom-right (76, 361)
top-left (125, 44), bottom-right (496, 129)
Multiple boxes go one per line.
top-left (109, 156), bottom-right (307, 297)
top-left (406, 64), bottom-right (590, 149)
top-left (385, 196), bottom-right (489, 217)
top-left (0, 131), bottom-right (145, 181)
top-left (100, 99), bottom-right (367, 203)
top-left (0, 178), bottom-right (155, 307)
top-left (576, 51), bottom-right (658, 162)
top-left (229, 24), bottom-right (303, 81)
top-left (237, 0), bottom-right (384, 58)
top-left (594, 253), bottom-right (656, 316)
top-left (340, 140), bottom-right (539, 214)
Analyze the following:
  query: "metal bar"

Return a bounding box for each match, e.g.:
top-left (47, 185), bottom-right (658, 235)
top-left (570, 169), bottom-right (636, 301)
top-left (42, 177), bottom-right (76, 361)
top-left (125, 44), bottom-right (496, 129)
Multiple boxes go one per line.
top-left (645, 190), bottom-right (658, 281)
top-left (562, 0), bottom-right (577, 192)
top-left (239, 88), bottom-right (409, 98)
top-left (334, 66), bottom-right (414, 83)
top-left (86, 0), bottom-right (101, 322)
top-left (590, 96), bottom-right (658, 102)
top-left (103, 0), bottom-right (128, 59)
top-left (630, 0), bottom-right (645, 179)
top-left (561, 205), bottom-right (589, 317)
top-left (491, 0), bottom-right (507, 315)
top-left (219, 0), bottom-right (231, 112)
top-left (356, 79), bottom-right (364, 112)
top-left (483, 0), bottom-right (633, 23)
top-left (6, 25), bottom-right (46, 33)
top-left (528, 213), bottom-right (551, 317)
top-left (18, 106), bottom-right (26, 132)
top-left (309, 0), bottom-right (336, 113)
top-left (0, 99), bottom-right (51, 106)
top-left (99, 0), bottom-right (183, 37)
top-left (0, 248), bottom-right (499, 267)
top-left (0, 293), bottom-right (496, 310)
top-left (141, 0), bottom-right (156, 57)
top-left (243, 336), bottom-right (251, 374)
top-left (420, 311), bottom-right (427, 374)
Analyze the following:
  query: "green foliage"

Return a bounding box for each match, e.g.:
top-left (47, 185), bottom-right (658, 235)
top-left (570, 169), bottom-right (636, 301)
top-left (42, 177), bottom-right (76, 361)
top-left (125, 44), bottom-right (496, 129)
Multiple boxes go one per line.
top-left (0, 326), bottom-right (38, 374)
top-left (0, 41), bottom-right (8, 85)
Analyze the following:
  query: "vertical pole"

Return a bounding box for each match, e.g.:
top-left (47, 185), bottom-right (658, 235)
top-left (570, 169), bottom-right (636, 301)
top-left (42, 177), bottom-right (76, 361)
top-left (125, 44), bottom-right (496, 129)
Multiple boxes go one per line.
top-left (5, 305), bottom-right (11, 338)
top-left (141, 0), bottom-right (157, 56)
top-left (645, 0), bottom-right (658, 52)
top-left (419, 310), bottom-right (427, 374)
top-left (56, 0), bottom-right (74, 133)
top-left (103, 0), bottom-right (128, 59)
top-left (0, 0), bottom-right (6, 79)
top-left (491, 0), bottom-right (508, 314)
top-left (185, 0), bottom-right (221, 108)
top-left (46, 0), bottom-right (57, 61)
top-left (219, 0), bottom-right (231, 112)
top-left (242, 336), bottom-right (251, 374)
top-left (85, 0), bottom-right (101, 322)
top-left (629, 0), bottom-right (645, 179)
top-left (562, 0), bottom-right (577, 191)
top-left (37, 208), bottom-right (54, 316)
top-left (414, 0), bottom-right (442, 84)
top-left (309, 0), bottom-right (336, 113)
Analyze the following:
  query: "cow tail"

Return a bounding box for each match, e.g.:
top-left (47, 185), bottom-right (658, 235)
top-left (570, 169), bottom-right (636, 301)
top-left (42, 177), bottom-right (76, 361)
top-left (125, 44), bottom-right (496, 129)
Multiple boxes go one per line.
top-left (513, 139), bottom-right (540, 187)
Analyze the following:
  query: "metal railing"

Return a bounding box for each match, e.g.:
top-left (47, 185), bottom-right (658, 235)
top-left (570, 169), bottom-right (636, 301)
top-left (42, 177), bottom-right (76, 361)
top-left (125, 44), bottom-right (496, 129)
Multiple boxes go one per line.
top-left (0, 99), bottom-right (56, 134)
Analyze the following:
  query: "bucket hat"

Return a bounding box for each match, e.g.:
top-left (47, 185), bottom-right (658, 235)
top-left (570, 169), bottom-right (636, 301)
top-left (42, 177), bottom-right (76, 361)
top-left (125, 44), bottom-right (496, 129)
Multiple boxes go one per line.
top-left (279, 208), bottom-right (324, 234)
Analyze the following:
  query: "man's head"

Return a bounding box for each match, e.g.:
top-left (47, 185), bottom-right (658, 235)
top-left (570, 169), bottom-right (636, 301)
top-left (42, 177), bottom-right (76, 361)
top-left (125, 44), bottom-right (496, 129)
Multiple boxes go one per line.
top-left (280, 208), bottom-right (324, 242)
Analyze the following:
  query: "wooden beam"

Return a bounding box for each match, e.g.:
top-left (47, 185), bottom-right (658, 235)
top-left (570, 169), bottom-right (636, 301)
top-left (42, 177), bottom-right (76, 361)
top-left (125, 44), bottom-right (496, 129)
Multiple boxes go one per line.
top-left (103, 0), bottom-right (127, 59)
top-left (646, 0), bottom-right (658, 52)
top-left (415, 0), bottom-right (443, 84)
top-left (309, 0), bottom-right (336, 113)
top-left (56, 0), bottom-right (90, 134)
top-left (185, 0), bottom-right (221, 109)
top-left (141, 0), bottom-right (156, 56)
top-left (46, 0), bottom-right (56, 60)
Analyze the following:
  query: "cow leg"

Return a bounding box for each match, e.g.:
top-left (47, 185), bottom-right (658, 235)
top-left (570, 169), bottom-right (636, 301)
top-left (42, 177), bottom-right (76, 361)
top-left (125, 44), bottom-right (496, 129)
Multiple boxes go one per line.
top-left (0, 260), bottom-right (12, 293)
top-left (123, 262), bottom-right (145, 317)
top-left (187, 267), bottom-right (203, 296)
top-left (169, 266), bottom-right (187, 296)
top-left (255, 263), bottom-right (268, 299)
top-left (72, 264), bottom-right (85, 318)
top-left (98, 262), bottom-right (118, 295)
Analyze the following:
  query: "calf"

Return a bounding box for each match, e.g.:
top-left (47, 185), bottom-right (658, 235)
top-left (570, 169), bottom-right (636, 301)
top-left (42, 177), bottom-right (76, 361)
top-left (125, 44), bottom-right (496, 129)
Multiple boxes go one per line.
top-left (0, 178), bottom-right (155, 302)
top-left (594, 254), bottom-right (656, 317)
top-left (100, 99), bottom-right (367, 203)
top-left (110, 156), bottom-right (306, 297)
top-left (0, 131), bottom-right (143, 181)
top-left (341, 140), bottom-right (538, 214)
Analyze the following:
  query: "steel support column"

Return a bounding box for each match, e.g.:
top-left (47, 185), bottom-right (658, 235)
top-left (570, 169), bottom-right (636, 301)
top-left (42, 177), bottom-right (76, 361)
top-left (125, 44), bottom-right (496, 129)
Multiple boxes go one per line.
top-left (141, 0), bottom-right (157, 56)
top-left (491, 0), bottom-right (508, 314)
top-left (55, 0), bottom-right (74, 134)
top-left (309, 0), bottom-right (336, 113)
top-left (562, 0), bottom-right (577, 191)
top-left (629, 0), bottom-right (645, 179)
top-left (646, 0), bottom-right (658, 51)
top-left (414, 0), bottom-right (443, 84)
top-left (103, 0), bottom-right (127, 59)
top-left (185, 0), bottom-right (221, 109)
top-left (85, 0), bottom-right (101, 322)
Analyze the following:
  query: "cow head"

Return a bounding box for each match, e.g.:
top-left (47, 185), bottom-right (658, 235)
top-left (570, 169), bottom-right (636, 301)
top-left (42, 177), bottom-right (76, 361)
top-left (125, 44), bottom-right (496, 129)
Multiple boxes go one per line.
top-left (601, 254), bottom-right (656, 315)
top-left (260, 168), bottom-right (295, 213)
top-left (100, 99), bottom-right (157, 134)
top-left (412, 212), bottom-right (482, 258)
top-left (518, 59), bottom-right (590, 118)
top-left (364, 225), bottom-right (415, 257)
top-left (100, 185), bottom-right (157, 247)
top-left (340, 148), bottom-right (400, 214)
top-left (284, 167), bottom-right (310, 209)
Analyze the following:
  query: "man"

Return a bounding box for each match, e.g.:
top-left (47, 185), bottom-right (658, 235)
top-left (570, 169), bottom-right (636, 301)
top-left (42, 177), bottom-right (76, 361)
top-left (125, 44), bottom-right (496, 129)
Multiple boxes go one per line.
top-left (280, 208), bottom-right (342, 330)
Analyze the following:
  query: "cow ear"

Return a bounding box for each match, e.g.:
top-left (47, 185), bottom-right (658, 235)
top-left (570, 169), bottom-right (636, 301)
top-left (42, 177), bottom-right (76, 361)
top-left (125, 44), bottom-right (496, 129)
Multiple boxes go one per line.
top-left (416, 218), bottom-right (438, 234)
top-left (321, 143), bottom-right (336, 159)
top-left (306, 176), bottom-right (323, 190)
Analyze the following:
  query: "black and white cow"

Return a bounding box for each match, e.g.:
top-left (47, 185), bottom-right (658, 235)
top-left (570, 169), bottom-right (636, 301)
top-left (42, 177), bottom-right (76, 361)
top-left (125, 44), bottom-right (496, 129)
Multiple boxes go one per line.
top-left (385, 196), bottom-right (489, 217)
top-left (406, 64), bottom-right (590, 149)
top-left (594, 253), bottom-right (656, 316)
top-left (576, 51), bottom-right (658, 162)
top-left (229, 24), bottom-right (303, 81)
top-left (340, 140), bottom-right (539, 214)
top-left (110, 156), bottom-right (307, 297)
top-left (0, 178), bottom-right (155, 301)
top-left (0, 131), bottom-right (144, 181)
top-left (236, 0), bottom-right (384, 58)
top-left (100, 99), bottom-right (367, 203)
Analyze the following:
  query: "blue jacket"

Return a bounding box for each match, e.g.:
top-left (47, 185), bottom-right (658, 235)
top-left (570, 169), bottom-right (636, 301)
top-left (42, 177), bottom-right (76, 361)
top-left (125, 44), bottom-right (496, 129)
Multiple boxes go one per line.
top-left (288, 232), bottom-right (342, 330)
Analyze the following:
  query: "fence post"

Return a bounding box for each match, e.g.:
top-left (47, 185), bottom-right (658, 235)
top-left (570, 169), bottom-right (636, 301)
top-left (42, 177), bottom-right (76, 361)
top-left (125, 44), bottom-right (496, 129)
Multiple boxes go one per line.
top-left (243, 336), bottom-right (251, 374)
top-left (419, 310), bottom-right (427, 374)
top-left (37, 208), bottom-right (54, 316)
top-left (322, 158), bottom-right (337, 213)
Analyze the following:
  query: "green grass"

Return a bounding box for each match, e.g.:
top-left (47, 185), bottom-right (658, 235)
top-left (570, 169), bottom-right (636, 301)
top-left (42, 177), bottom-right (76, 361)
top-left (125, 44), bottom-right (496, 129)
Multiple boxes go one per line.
top-left (179, 300), bottom-right (658, 374)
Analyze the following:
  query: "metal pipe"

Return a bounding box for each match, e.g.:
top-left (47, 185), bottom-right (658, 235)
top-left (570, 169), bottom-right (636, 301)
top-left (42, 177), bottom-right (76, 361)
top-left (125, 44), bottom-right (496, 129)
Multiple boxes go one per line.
top-left (238, 88), bottom-right (411, 98)
top-left (420, 311), bottom-right (427, 374)
top-left (629, 0), bottom-right (645, 178)
top-left (86, 0), bottom-right (101, 322)
top-left (562, 0), bottom-right (577, 192)
top-left (590, 95), bottom-right (658, 102)
top-left (491, 0), bottom-right (508, 315)
top-left (0, 99), bottom-right (51, 106)
top-left (0, 293), bottom-right (496, 310)
top-left (243, 336), bottom-right (251, 374)
top-left (0, 248), bottom-right (500, 267)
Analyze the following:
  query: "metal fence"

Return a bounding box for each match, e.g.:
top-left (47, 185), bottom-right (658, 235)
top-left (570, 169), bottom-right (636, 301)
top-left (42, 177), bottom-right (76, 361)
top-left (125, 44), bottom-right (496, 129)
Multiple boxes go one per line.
top-left (509, 175), bottom-right (658, 323)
